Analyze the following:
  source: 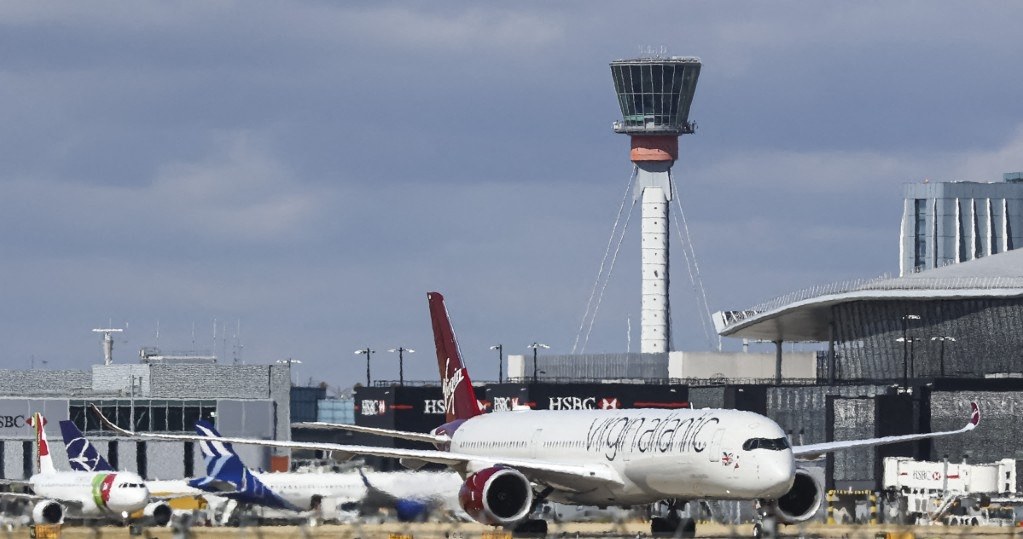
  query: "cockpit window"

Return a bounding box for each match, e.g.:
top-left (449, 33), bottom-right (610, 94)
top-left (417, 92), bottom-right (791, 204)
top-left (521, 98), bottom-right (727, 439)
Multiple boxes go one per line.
top-left (742, 437), bottom-right (790, 451)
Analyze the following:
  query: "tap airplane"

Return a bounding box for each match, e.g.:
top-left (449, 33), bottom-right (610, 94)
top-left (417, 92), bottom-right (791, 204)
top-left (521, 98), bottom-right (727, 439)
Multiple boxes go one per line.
top-left (0, 413), bottom-right (170, 526)
top-left (92, 292), bottom-right (981, 537)
top-left (59, 420), bottom-right (204, 504)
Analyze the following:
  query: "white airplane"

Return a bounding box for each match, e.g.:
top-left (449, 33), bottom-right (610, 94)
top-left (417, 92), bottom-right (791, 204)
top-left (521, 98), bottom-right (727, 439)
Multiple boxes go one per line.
top-left (91, 292), bottom-right (981, 537)
top-left (188, 419), bottom-right (462, 522)
top-left (1, 413), bottom-right (170, 526)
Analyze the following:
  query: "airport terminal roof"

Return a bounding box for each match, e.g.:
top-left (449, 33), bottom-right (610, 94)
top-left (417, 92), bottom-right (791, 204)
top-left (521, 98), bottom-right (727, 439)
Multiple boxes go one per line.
top-left (713, 249), bottom-right (1023, 342)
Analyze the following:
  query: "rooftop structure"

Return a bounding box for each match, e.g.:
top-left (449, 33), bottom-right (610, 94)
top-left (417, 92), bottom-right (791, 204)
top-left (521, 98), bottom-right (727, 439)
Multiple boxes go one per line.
top-left (900, 172), bottom-right (1023, 275)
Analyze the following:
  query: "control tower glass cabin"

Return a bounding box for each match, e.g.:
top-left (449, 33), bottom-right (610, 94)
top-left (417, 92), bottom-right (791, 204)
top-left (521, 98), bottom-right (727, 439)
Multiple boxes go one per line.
top-left (611, 57), bottom-right (701, 137)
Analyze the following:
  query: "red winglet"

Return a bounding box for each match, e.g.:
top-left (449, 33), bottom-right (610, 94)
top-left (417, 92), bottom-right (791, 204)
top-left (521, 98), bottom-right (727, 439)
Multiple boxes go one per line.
top-left (428, 292), bottom-right (483, 423)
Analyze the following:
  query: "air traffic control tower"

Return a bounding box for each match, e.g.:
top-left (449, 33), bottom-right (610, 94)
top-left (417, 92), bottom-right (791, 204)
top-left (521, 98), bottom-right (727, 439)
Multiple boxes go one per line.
top-left (611, 56), bottom-right (701, 354)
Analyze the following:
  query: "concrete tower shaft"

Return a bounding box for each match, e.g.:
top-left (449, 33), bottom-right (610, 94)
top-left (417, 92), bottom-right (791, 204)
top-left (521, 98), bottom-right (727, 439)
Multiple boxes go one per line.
top-left (641, 185), bottom-right (670, 353)
top-left (611, 56), bottom-right (700, 354)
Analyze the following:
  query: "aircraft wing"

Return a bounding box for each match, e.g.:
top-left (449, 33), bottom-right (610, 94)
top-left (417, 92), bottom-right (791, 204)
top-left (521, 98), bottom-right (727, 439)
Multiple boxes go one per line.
top-left (0, 492), bottom-right (84, 510)
top-left (791, 401), bottom-right (980, 460)
top-left (91, 405), bottom-right (622, 490)
top-left (291, 422), bottom-right (448, 445)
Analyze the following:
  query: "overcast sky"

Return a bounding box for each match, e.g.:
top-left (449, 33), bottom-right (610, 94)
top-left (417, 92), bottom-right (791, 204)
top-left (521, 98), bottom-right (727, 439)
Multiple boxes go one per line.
top-left (3, 2), bottom-right (1022, 391)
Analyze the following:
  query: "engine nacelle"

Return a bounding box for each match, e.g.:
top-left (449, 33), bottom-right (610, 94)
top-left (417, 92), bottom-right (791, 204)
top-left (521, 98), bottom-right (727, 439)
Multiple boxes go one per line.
top-left (773, 467), bottom-right (824, 524)
top-left (458, 466), bottom-right (533, 526)
top-left (143, 501), bottom-right (173, 526)
top-left (32, 500), bottom-right (64, 524)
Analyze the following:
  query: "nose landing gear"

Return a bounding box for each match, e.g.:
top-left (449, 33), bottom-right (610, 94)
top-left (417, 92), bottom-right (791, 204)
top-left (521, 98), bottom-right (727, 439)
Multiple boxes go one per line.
top-left (752, 501), bottom-right (778, 539)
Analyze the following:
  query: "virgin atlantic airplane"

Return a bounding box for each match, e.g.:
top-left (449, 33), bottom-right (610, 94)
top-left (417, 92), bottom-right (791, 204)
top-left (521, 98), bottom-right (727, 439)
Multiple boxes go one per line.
top-left (93, 292), bottom-right (980, 537)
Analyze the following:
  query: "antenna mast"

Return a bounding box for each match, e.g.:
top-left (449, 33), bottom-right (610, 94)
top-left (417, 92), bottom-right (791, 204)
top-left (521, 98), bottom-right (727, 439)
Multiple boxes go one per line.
top-left (92, 328), bottom-right (124, 365)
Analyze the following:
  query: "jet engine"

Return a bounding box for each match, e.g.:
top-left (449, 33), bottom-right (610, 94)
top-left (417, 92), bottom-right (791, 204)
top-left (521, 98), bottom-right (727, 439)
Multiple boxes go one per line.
top-left (32, 500), bottom-right (64, 524)
top-left (458, 466), bottom-right (533, 526)
top-left (143, 501), bottom-right (173, 526)
top-left (772, 467), bottom-right (824, 524)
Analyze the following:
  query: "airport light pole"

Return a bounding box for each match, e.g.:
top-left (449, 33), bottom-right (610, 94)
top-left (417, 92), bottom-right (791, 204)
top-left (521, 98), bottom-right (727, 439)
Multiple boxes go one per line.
top-left (490, 344), bottom-right (503, 384)
top-left (354, 348), bottom-right (375, 386)
top-left (931, 336), bottom-right (956, 377)
top-left (899, 314), bottom-right (920, 389)
top-left (527, 342), bottom-right (549, 383)
top-left (387, 347), bottom-right (414, 386)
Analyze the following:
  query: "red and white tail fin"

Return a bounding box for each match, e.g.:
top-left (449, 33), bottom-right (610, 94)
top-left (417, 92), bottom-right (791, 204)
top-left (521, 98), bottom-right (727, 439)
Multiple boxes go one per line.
top-left (28, 412), bottom-right (56, 475)
top-left (428, 292), bottom-right (483, 423)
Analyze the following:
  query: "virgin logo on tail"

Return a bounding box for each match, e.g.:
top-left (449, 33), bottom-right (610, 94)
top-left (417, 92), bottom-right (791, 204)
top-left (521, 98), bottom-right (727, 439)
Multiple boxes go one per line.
top-left (441, 358), bottom-right (466, 416)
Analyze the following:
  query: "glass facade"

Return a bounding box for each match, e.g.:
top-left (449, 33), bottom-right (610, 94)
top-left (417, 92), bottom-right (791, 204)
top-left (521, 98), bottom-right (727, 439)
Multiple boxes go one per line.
top-left (610, 59), bottom-right (700, 134)
top-left (913, 199), bottom-right (927, 271)
top-left (69, 399), bottom-right (216, 434)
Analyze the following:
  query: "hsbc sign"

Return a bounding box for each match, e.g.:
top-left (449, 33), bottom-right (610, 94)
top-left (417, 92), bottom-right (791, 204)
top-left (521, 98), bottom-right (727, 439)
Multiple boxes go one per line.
top-left (424, 399), bottom-right (446, 415)
top-left (491, 397), bottom-right (524, 412)
top-left (548, 396), bottom-right (621, 410)
top-left (0, 415), bottom-right (26, 428)
top-left (360, 400), bottom-right (387, 416)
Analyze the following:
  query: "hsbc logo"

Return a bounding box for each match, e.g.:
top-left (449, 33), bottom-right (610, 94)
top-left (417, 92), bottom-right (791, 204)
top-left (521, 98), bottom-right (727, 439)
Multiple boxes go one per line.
top-left (491, 397), bottom-right (522, 412)
top-left (424, 399), bottom-right (446, 415)
top-left (549, 397), bottom-right (597, 410)
top-left (360, 400), bottom-right (387, 416)
top-left (547, 397), bottom-right (620, 410)
top-left (0, 415), bottom-right (26, 428)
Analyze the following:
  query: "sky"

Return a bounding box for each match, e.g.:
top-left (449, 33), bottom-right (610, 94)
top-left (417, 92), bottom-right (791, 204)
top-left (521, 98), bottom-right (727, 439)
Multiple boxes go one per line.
top-left (3, 2), bottom-right (1023, 392)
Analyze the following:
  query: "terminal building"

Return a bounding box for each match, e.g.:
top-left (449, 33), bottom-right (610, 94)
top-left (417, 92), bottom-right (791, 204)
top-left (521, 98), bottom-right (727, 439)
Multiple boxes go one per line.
top-left (0, 357), bottom-right (292, 480)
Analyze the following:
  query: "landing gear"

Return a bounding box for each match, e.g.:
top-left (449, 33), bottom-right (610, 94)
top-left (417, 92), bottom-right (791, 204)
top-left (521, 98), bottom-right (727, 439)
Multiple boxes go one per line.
top-left (512, 518), bottom-right (548, 536)
top-left (752, 501), bottom-right (778, 539)
top-left (511, 486), bottom-right (553, 537)
top-left (650, 499), bottom-right (696, 538)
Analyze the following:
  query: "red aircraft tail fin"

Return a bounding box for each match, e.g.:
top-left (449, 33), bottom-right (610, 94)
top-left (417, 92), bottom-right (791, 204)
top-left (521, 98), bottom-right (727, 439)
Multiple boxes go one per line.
top-left (428, 292), bottom-right (483, 423)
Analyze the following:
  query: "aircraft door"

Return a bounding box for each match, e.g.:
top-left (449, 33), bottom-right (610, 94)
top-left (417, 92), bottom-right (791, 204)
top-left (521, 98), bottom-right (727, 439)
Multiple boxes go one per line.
top-left (707, 429), bottom-right (725, 462)
top-left (529, 428), bottom-right (544, 459)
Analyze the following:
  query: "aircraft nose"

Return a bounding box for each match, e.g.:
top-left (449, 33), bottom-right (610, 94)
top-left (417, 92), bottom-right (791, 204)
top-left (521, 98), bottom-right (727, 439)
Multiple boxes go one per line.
top-left (760, 454), bottom-right (796, 496)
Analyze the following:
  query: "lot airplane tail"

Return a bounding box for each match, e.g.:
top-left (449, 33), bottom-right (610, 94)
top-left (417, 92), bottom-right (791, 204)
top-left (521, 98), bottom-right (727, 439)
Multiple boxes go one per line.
top-left (59, 421), bottom-right (114, 472)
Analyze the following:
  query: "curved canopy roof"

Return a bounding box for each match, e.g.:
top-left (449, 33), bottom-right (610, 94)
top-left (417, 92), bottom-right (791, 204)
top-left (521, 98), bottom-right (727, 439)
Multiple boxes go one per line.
top-left (714, 249), bottom-right (1023, 342)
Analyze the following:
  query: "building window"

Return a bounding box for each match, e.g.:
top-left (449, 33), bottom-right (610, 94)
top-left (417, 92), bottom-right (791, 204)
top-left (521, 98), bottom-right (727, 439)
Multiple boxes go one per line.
top-left (70, 399), bottom-right (218, 433)
top-left (914, 199), bottom-right (928, 270)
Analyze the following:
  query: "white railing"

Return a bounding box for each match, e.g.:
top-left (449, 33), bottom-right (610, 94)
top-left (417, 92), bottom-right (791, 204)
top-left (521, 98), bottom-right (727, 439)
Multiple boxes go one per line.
top-left (720, 274), bottom-right (1023, 328)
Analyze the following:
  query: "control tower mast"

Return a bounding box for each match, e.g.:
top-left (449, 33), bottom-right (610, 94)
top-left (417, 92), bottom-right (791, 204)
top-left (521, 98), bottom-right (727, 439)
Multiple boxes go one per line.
top-left (610, 56), bottom-right (701, 354)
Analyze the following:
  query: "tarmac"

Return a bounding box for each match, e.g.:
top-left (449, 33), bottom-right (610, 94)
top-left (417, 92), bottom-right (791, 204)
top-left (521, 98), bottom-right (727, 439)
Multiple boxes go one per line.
top-left (5, 522), bottom-right (1023, 539)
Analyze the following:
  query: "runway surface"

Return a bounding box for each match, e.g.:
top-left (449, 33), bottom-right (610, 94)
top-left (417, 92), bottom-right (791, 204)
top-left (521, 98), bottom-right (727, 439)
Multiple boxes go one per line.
top-left (7, 522), bottom-right (1023, 538)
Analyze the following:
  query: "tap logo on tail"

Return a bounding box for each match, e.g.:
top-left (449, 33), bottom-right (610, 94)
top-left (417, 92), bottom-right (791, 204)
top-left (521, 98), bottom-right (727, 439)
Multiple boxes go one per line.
top-left (28, 412), bottom-right (55, 474)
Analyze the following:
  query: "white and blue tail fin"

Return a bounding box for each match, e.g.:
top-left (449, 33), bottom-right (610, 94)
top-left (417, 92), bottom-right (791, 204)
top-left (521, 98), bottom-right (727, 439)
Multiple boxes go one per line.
top-left (190, 420), bottom-right (297, 511)
top-left (59, 420), bottom-right (114, 472)
top-left (28, 412), bottom-right (56, 475)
